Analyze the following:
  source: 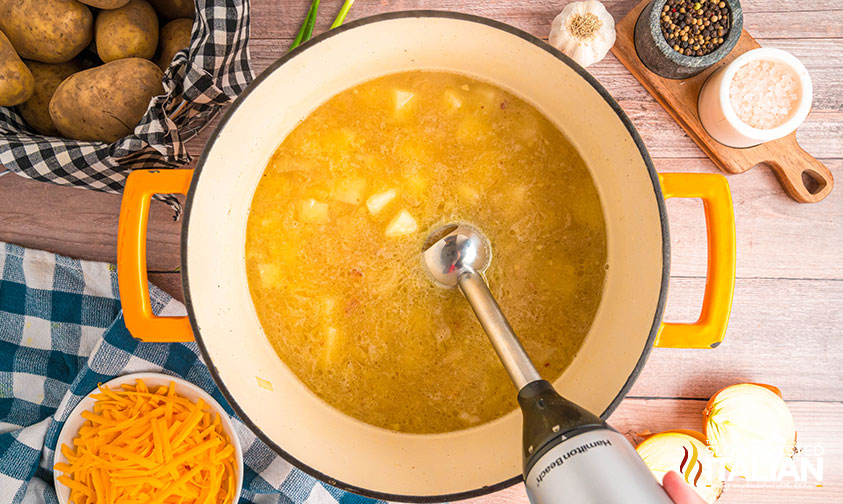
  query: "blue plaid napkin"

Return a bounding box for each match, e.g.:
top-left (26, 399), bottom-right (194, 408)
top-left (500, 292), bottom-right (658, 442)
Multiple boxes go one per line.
top-left (0, 242), bottom-right (385, 504)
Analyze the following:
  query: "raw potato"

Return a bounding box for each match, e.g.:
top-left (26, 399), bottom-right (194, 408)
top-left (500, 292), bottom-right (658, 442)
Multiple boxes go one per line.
top-left (96, 0), bottom-right (159, 62)
top-left (79, 0), bottom-right (130, 7)
top-left (0, 0), bottom-right (93, 64)
top-left (18, 59), bottom-right (87, 135)
top-left (49, 58), bottom-right (164, 142)
top-left (0, 32), bottom-right (34, 106)
top-left (156, 18), bottom-right (192, 71)
top-left (148, 0), bottom-right (194, 19)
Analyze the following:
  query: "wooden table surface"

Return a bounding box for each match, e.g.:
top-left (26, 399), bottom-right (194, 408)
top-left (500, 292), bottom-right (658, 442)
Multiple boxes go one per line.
top-left (1, 0), bottom-right (841, 502)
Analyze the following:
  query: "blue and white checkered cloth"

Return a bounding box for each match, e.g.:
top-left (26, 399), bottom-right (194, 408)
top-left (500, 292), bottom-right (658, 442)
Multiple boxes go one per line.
top-left (0, 242), bottom-right (385, 504)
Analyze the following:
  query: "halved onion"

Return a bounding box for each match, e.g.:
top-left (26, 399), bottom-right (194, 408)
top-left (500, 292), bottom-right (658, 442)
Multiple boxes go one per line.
top-left (636, 430), bottom-right (724, 503)
top-left (703, 383), bottom-right (796, 480)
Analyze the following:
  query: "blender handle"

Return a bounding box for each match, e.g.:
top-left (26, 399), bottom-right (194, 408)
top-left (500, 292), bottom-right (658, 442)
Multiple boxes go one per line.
top-left (524, 427), bottom-right (673, 504)
top-left (518, 382), bottom-right (672, 504)
top-left (656, 173), bottom-right (736, 349)
top-left (117, 169), bottom-right (194, 343)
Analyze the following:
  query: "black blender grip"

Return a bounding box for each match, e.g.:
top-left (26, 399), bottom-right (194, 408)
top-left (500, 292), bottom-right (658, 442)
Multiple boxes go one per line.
top-left (518, 381), bottom-right (674, 504)
top-left (518, 380), bottom-right (605, 475)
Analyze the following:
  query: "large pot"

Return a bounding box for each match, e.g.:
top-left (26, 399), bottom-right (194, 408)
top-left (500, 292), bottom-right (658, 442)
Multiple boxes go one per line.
top-left (117, 12), bottom-right (736, 502)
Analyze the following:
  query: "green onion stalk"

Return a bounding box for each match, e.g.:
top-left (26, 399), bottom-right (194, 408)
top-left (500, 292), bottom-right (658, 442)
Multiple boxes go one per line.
top-left (289, 0), bottom-right (355, 52)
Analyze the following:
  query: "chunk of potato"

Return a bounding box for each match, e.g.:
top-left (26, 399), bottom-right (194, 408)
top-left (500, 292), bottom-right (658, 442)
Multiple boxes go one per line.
top-left (394, 89), bottom-right (414, 111)
top-left (443, 89), bottom-right (462, 110)
top-left (317, 298), bottom-right (340, 368)
top-left (458, 411), bottom-right (481, 425)
top-left (321, 297), bottom-right (335, 316)
top-left (456, 185), bottom-right (480, 205)
top-left (0, 0), bottom-right (93, 64)
top-left (510, 184), bottom-right (529, 204)
top-left (397, 139), bottom-right (429, 171)
top-left (319, 326), bottom-right (341, 368)
top-left (320, 127), bottom-right (357, 152)
top-left (473, 85), bottom-right (499, 105)
top-left (333, 178), bottom-right (367, 205)
top-left (366, 189), bottom-right (396, 215)
top-left (297, 198), bottom-right (329, 223)
top-left (385, 209), bottom-right (418, 237)
top-left (257, 263), bottom-right (282, 289)
top-left (404, 172), bottom-right (429, 196)
top-left (457, 115), bottom-right (487, 141)
top-left (515, 115), bottom-right (541, 144)
top-left (95, 0), bottom-right (159, 62)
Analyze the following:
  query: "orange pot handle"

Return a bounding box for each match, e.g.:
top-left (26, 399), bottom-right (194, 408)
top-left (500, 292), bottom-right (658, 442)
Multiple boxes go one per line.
top-left (117, 169), bottom-right (194, 343)
top-left (656, 173), bottom-right (736, 349)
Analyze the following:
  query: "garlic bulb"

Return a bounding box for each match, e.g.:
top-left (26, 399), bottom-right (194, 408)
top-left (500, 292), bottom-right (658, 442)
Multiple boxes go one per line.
top-left (548, 1), bottom-right (616, 68)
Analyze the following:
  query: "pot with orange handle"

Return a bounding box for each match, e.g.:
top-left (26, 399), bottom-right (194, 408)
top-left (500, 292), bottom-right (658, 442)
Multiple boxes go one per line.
top-left (117, 12), bottom-right (736, 502)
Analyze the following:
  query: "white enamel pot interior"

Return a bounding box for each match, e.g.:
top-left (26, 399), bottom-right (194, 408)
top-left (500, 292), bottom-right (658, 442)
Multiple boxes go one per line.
top-left (183, 11), bottom-right (668, 502)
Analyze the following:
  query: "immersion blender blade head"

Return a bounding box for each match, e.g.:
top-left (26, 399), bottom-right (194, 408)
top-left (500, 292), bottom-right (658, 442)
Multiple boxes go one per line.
top-left (421, 223), bottom-right (491, 288)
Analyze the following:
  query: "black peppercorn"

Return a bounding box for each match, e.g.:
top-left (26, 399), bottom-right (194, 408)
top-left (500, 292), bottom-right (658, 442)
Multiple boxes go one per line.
top-left (661, 0), bottom-right (730, 56)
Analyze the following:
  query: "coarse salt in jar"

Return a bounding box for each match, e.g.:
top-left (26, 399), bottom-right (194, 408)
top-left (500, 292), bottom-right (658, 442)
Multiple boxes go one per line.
top-left (730, 60), bottom-right (799, 129)
top-left (698, 48), bottom-right (812, 147)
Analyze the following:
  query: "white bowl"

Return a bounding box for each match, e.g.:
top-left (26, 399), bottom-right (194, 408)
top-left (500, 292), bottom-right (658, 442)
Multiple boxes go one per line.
top-left (698, 47), bottom-right (813, 147)
top-left (54, 372), bottom-right (244, 504)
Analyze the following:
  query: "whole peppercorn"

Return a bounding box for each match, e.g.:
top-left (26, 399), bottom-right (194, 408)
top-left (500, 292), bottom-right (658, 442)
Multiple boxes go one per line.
top-left (660, 0), bottom-right (731, 56)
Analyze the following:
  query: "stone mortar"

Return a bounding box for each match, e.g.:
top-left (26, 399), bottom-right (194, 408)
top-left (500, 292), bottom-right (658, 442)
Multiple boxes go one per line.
top-left (634, 0), bottom-right (743, 79)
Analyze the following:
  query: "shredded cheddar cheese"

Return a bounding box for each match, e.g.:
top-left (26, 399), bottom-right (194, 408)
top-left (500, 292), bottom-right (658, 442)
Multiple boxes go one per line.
top-left (55, 379), bottom-right (237, 504)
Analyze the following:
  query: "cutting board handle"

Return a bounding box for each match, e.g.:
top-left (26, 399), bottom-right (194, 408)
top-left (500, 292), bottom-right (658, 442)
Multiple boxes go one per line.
top-left (763, 137), bottom-right (834, 203)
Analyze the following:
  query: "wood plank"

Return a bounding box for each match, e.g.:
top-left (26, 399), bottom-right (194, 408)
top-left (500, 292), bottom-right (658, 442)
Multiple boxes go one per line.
top-left (149, 272), bottom-right (183, 300)
top-left (0, 171), bottom-right (183, 272)
top-left (462, 399), bottom-right (843, 504)
top-left (741, 12), bottom-right (843, 39)
top-left (737, 0), bottom-right (842, 11)
top-left (653, 157), bottom-right (843, 280)
top-left (3, 157), bottom-right (841, 280)
top-left (246, 0), bottom-right (843, 41)
top-left (634, 277), bottom-right (843, 402)
top-left (146, 273), bottom-right (843, 402)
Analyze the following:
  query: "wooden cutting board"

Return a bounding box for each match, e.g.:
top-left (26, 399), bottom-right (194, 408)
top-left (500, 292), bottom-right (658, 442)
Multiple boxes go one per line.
top-left (610, 0), bottom-right (834, 203)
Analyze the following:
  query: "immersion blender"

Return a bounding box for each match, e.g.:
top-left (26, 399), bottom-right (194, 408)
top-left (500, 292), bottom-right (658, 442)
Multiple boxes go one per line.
top-left (422, 224), bottom-right (673, 504)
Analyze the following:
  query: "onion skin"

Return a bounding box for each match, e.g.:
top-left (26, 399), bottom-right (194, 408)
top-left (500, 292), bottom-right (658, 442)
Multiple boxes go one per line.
top-left (636, 430), bottom-right (724, 503)
top-left (641, 429), bottom-right (708, 444)
top-left (702, 383), bottom-right (797, 478)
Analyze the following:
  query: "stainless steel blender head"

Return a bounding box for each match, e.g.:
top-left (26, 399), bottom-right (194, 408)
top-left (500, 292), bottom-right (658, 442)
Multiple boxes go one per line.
top-left (421, 224), bottom-right (541, 390)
